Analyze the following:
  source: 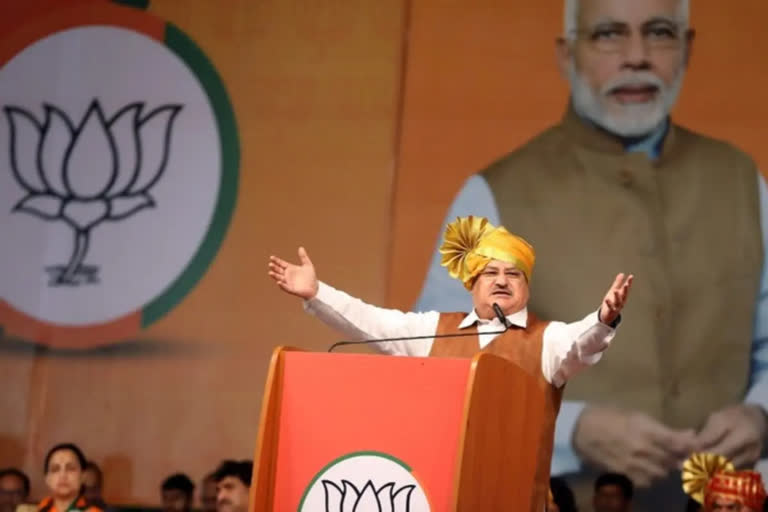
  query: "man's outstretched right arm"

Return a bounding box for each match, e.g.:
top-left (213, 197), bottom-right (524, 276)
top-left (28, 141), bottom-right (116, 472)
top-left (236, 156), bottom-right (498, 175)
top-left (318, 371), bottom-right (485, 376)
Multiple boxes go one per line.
top-left (269, 248), bottom-right (438, 356)
top-left (304, 282), bottom-right (438, 356)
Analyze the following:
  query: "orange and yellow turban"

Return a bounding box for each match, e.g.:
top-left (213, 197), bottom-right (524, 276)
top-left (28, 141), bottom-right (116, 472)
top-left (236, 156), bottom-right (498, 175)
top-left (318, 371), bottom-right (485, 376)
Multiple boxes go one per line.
top-left (439, 216), bottom-right (535, 290)
top-left (682, 453), bottom-right (767, 511)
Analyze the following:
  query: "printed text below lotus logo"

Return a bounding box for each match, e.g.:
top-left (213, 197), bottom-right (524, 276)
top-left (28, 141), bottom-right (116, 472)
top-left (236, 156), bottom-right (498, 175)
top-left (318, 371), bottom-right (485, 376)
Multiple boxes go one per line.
top-left (4, 99), bottom-right (182, 286)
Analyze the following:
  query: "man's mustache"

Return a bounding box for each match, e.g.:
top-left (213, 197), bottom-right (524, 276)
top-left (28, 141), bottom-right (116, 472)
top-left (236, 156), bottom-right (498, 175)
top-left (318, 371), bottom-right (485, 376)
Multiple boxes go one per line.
top-left (601, 72), bottom-right (666, 96)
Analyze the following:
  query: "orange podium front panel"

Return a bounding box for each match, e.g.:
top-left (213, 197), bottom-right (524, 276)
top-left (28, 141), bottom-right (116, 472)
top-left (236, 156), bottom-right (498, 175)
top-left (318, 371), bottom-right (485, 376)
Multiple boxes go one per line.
top-left (251, 347), bottom-right (543, 511)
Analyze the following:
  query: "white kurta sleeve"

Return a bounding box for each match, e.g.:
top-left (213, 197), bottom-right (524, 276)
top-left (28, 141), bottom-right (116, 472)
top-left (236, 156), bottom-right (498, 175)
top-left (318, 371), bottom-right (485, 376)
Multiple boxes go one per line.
top-left (541, 310), bottom-right (618, 387)
top-left (303, 281), bottom-right (440, 357)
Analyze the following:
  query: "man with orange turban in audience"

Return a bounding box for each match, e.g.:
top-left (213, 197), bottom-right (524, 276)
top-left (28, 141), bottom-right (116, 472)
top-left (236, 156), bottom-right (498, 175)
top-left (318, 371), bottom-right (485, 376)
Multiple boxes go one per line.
top-left (682, 453), bottom-right (767, 512)
top-left (268, 215), bottom-right (633, 510)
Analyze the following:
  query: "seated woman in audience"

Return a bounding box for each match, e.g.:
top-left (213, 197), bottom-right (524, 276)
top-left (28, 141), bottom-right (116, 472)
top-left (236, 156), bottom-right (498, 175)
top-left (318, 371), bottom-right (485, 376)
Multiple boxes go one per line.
top-left (38, 444), bottom-right (102, 512)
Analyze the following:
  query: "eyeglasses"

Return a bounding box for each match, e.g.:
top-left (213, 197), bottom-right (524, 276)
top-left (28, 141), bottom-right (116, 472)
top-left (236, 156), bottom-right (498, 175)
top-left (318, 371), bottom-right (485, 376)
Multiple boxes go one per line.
top-left (571, 21), bottom-right (689, 54)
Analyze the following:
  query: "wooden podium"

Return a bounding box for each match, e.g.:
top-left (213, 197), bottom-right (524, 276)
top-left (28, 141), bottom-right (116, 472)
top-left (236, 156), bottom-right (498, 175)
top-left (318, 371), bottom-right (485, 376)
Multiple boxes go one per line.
top-left (250, 347), bottom-right (546, 511)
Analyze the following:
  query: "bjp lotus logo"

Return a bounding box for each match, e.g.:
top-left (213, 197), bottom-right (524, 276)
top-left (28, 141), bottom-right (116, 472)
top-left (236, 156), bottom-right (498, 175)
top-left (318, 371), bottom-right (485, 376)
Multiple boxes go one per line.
top-left (0, 10), bottom-right (239, 349)
top-left (321, 480), bottom-right (415, 512)
top-left (4, 100), bottom-right (181, 286)
top-left (299, 452), bottom-right (431, 512)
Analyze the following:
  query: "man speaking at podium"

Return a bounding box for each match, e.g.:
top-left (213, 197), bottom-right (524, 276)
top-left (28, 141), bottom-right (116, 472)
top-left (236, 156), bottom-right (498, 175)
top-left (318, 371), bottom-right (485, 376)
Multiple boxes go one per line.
top-left (268, 215), bottom-right (632, 509)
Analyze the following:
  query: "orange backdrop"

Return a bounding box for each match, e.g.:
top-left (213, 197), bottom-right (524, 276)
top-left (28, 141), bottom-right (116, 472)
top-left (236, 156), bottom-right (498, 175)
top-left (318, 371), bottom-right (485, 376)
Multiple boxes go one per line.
top-left (0, 0), bottom-right (405, 504)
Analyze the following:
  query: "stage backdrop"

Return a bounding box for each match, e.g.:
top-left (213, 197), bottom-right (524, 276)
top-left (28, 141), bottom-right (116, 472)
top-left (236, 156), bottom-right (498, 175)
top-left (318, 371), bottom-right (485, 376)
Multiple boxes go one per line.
top-left (1, 0), bottom-right (767, 505)
top-left (0, 0), bottom-right (405, 504)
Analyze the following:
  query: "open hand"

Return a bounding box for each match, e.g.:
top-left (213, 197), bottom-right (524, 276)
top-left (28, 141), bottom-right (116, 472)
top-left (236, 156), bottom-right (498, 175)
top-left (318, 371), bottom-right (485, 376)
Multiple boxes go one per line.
top-left (573, 405), bottom-right (697, 487)
top-left (599, 273), bottom-right (633, 325)
top-left (697, 404), bottom-right (768, 468)
top-left (268, 247), bottom-right (319, 300)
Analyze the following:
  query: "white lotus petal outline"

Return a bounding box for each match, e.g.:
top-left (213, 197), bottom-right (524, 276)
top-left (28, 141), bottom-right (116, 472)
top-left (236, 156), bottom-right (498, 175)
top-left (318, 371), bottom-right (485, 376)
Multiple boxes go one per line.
top-left (322, 480), bottom-right (344, 512)
top-left (62, 101), bottom-right (118, 199)
top-left (353, 481), bottom-right (383, 512)
top-left (341, 480), bottom-right (360, 512)
top-left (108, 194), bottom-right (154, 220)
top-left (129, 104), bottom-right (181, 193)
top-left (4, 106), bottom-right (45, 193)
top-left (105, 102), bottom-right (143, 197)
top-left (39, 104), bottom-right (75, 197)
top-left (13, 193), bottom-right (63, 219)
top-left (375, 483), bottom-right (395, 512)
top-left (391, 484), bottom-right (415, 512)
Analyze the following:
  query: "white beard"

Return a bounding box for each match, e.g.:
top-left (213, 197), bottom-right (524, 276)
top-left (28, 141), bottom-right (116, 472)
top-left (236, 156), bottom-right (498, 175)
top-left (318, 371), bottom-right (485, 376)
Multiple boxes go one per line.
top-left (568, 61), bottom-right (685, 137)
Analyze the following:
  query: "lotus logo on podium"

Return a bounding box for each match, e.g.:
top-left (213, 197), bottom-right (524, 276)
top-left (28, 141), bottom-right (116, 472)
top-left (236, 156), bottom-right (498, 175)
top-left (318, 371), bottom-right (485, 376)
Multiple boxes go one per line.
top-left (322, 480), bottom-right (415, 512)
top-left (5, 100), bottom-right (181, 286)
top-left (299, 452), bottom-right (431, 512)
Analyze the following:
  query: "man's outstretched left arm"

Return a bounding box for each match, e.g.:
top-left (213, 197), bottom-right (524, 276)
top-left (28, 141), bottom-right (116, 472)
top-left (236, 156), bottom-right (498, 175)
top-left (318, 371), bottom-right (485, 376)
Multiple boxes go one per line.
top-left (541, 273), bottom-right (633, 387)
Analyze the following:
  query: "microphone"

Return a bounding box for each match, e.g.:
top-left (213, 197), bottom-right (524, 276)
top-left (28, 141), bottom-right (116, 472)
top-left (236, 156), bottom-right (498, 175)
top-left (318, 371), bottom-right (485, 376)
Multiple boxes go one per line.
top-left (328, 303), bottom-right (511, 352)
top-left (492, 303), bottom-right (512, 329)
